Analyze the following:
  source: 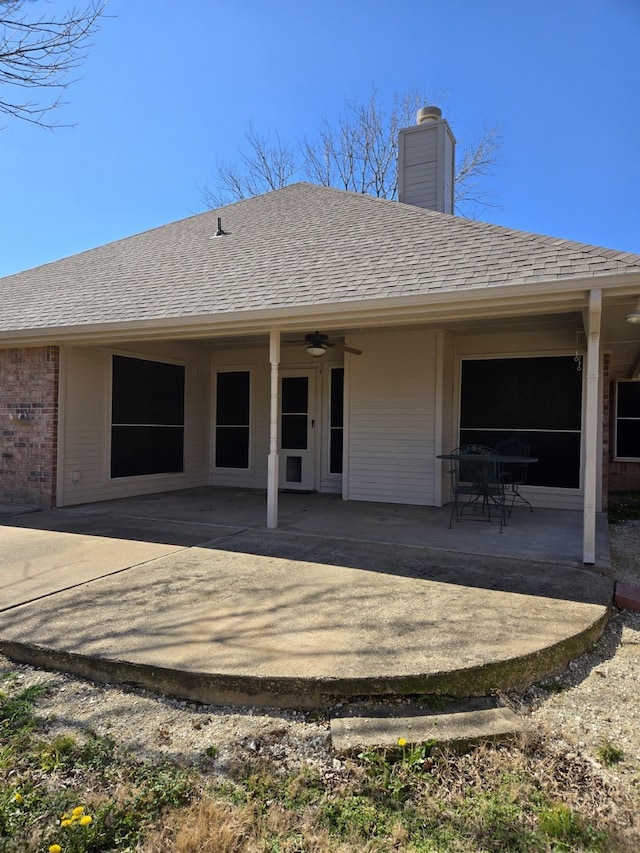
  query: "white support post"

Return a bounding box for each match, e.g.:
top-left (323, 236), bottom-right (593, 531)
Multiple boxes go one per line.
top-left (434, 330), bottom-right (445, 506)
top-left (583, 289), bottom-right (602, 564)
top-left (267, 329), bottom-right (280, 528)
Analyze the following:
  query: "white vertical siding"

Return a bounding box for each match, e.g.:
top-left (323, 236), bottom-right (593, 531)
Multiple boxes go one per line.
top-left (346, 330), bottom-right (437, 505)
top-left (60, 342), bottom-right (210, 506)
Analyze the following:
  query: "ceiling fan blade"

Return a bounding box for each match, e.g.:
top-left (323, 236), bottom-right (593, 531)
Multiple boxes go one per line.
top-left (333, 341), bottom-right (363, 355)
top-left (283, 334), bottom-right (363, 355)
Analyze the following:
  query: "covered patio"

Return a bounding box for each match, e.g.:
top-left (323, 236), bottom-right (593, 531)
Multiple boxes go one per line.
top-left (42, 486), bottom-right (612, 570)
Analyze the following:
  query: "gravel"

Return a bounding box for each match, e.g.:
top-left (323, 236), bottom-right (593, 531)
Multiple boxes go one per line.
top-left (2, 522), bottom-right (639, 793)
top-left (608, 520), bottom-right (640, 586)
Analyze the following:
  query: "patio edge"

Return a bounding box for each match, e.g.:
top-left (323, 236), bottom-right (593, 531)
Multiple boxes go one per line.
top-left (0, 608), bottom-right (610, 710)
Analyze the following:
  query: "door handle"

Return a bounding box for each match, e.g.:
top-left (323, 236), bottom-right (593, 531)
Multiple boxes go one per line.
top-left (311, 419), bottom-right (315, 428)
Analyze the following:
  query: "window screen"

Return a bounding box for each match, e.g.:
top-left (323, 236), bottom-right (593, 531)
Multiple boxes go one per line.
top-left (329, 368), bottom-right (344, 474)
top-left (281, 376), bottom-right (308, 450)
top-left (215, 371), bottom-right (250, 468)
top-left (111, 355), bottom-right (185, 478)
top-left (459, 356), bottom-right (583, 488)
top-left (615, 382), bottom-right (640, 459)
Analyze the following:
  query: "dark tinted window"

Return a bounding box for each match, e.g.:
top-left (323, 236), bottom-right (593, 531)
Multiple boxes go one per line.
top-left (616, 382), bottom-right (640, 458)
top-left (460, 357), bottom-right (582, 489)
top-left (215, 371), bottom-right (250, 468)
top-left (111, 356), bottom-right (185, 478)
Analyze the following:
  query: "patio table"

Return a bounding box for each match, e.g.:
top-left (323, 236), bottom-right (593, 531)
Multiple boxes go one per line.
top-left (437, 453), bottom-right (538, 531)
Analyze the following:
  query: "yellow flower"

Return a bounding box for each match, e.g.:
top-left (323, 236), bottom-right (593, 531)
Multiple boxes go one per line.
top-left (397, 737), bottom-right (408, 747)
top-left (49, 845), bottom-right (62, 853)
top-left (61, 819), bottom-right (72, 827)
top-left (79, 815), bottom-right (93, 826)
top-left (13, 792), bottom-right (23, 804)
top-left (71, 806), bottom-right (85, 817)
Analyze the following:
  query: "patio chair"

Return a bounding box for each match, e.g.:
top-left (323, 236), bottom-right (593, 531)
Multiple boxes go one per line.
top-left (495, 437), bottom-right (533, 515)
top-left (448, 444), bottom-right (506, 533)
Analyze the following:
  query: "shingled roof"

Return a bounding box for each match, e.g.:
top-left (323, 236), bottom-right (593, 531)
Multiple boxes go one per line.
top-left (2, 182), bottom-right (640, 333)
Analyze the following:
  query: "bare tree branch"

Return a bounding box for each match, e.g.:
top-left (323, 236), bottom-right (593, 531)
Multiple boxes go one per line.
top-left (0, 0), bottom-right (106, 128)
top-left (202, 87), bottom-right (502, 217)
top-left (454, 123), bottom-right (502, 217)
top-left (202, 121), bottom-right (299, 208)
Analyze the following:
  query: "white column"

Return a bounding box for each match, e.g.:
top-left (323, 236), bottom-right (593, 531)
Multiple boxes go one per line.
top-left (267, 329), bottom-right (281, 528)
top-left (433, 330), bottom-right (445, 506)
top-left (583, 289), bottom-right (602, 564)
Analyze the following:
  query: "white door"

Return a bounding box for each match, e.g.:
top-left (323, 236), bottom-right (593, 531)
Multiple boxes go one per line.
top-left (279, 371), bottom-right (316, 490)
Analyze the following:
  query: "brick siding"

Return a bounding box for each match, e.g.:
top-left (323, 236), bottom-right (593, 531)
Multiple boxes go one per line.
top-left (0, 346), bottom-right (59, 507)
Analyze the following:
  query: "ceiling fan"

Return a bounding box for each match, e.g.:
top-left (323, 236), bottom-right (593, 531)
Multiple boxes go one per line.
top-left (287, 331), bottom-right (363, 358)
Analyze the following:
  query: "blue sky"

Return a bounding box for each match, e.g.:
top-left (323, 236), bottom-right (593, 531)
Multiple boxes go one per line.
top-left (1, 0), bottom-right (638, 277)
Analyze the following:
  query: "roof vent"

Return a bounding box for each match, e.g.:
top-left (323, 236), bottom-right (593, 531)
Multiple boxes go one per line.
top-left (214, 217), bottom-right (225, 237)
top-left (416, 105), bottom-right (442, 124)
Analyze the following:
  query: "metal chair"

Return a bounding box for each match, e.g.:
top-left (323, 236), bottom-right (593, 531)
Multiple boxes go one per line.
top-left (495, 437), bottom-right (533, 515)
top-left (448, 445), bottom-right (506, 532)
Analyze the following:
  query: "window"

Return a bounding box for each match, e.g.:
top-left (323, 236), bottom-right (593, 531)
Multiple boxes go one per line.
top-left (281, 376), bottom-right (309, 449)
top-left (615, 381), bottom-right (640, 459)
top-left (329, 367), bottom-right (344, 474)
top-left (215, 371), bottom-right (250, 468)
top-left (459, 356), bottom-right (583, 488)
top-left (111, 355), bottom-right (185, 478)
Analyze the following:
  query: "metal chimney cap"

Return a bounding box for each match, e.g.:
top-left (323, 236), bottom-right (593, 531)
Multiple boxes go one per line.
top-left (417, 105), bottom-right (442, 124)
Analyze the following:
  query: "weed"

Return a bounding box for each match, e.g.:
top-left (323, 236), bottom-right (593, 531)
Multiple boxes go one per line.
top-left (539, 680), bottom-right (568, 693)
top-left (608, 490), bottom-right (640, 523)
top-left (75, 734), bottom-right (116, 769)
top-left (39, 734), bottom-right (77, 772)
top-left (425, 694), bottom-right (451, 712)
top-left (320, 793), bottom-right (391, 841)
top-left (0, 684), bottom-right (47, 735)
top-left (204, 744), bottom-right (219, 759)
top-left (596, 738), bottom-right (624, 766)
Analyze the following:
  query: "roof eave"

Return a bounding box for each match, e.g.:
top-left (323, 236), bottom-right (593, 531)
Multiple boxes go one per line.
top-left (2, 270), bottom-right (640, 348)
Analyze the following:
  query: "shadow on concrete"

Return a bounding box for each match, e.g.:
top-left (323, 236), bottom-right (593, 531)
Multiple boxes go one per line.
top-left (0, 487), bottom-right (614, 708)
top-left (1, 487), bottom-right (611, 608)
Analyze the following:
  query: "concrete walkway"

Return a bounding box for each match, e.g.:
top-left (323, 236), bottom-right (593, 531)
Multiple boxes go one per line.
top-left (0, 490), bottom-right (613, 708)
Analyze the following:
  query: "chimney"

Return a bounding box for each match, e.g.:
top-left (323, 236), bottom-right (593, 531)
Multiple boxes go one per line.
top-left (397, 106), bottom-right (456, 214)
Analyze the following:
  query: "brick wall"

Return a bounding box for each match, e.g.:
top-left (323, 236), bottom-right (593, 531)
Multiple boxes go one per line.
top-left (0, 346), bottom-right (59, 507)
top-left (609, 460), bottom-right (640, 492)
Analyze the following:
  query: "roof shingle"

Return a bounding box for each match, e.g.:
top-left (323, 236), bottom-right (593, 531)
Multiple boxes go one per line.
top-left (2, 182), bottom-right (640, 333)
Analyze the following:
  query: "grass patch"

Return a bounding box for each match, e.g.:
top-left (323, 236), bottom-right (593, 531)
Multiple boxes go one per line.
top-left (608, 491), bottom-right (640, 523)
top-left (597, 738), bottom-right (625, 767)
top-left (1, 675), bottom-right (639, 852)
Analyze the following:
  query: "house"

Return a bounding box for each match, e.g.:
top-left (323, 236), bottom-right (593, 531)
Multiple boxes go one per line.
top-left (1, 108), bottom-right (639, 564)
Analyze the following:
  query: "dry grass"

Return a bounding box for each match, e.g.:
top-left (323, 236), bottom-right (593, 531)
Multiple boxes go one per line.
top-left (140, 795), bottom-right (346, 853)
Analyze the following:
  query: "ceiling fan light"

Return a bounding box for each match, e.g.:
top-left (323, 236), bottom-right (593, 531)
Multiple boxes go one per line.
top-left (307, 344), bottom-right (327, 357)
top-left (626, 298), bottom-right (640, 323)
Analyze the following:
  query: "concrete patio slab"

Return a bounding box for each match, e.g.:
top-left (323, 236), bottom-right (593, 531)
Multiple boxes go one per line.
top-left (0, 509), bottom-right (244, 610)
top-left (0, 496), bottom-right (614, 708)
top-left (42, 487), bottom-right (611, 569)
